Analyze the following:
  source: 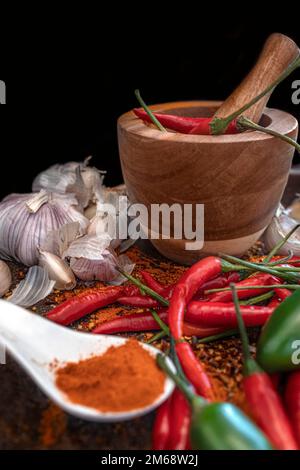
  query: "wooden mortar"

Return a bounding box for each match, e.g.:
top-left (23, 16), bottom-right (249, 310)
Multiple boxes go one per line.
top-left (118, 101), bottom-right (298, 264)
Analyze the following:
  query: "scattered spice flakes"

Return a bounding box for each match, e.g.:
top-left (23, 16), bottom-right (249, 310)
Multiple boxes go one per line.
top-left (39, 403), bottom-right (67, 447)
top-left (7, 240), bottom-right (268, 423)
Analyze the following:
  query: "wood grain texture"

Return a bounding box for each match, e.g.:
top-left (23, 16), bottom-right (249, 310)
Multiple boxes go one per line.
top-left (214, 33), bottom-right (300, 123)
top-left (118, 101), bottom-right (298, 264)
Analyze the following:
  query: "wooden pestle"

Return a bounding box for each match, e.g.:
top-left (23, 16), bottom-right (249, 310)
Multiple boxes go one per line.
top-left (214, 33), bottom-right (300, 123)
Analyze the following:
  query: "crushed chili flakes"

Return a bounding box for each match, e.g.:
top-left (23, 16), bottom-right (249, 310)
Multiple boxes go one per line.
top-left (39, 403), bottom-right (67, 447)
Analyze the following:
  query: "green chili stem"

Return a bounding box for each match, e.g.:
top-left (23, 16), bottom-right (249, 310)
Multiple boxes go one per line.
top-left (267, 252), bottom-right (294, 265)
top-left (205, 284), bottom-right (300, 295)
top-left (134, 89), bottom-right (167, 132)
top-left (210, 56), bottom-right (300, 135)
top-left (118, 269), bottom-right (169, 307)
top-left (169, 337), bottom-right (190, 385)
top-left (150, 309), bottom-right (170, 335)
top-left (240, 291), bottom-right (274, 305)
top-left (220, 255), bottom-right (300, 283)
top-left (156, 354), bottom-right (203, 406)
top-left (147, 330), bottom-right (167, 344)
top-left (230, 284), bottom-right (262, 376)
top-left (238, 116), bottom-right (300, 154)
top-left (264, 226), bottom-right (300, 263)
top-left (197, 329), bottom-right (239, 344)
top-left (268, 266), bottom-right (300, 272)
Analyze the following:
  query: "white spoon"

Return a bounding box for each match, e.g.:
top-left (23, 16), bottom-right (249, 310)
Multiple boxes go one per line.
top-left (0, 300), bottom-right (175, 422)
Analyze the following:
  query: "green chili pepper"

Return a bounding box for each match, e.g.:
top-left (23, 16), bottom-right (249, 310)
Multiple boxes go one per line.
top-left (157, 354), bottom-right (273, 450)
top-left (257, 289), bottom-right (300, 372)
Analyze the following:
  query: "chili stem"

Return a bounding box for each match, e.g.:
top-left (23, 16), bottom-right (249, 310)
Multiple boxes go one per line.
top-left (134, 90), bottom-right (167, 132)
top-left (156, 354), bottom-right (202, 406)
top-left (117, 269), bottom-right (169, 307)
top-left (150, 309), bottom-right (170, 336)
top-left (205, 284), bottom-right (300, 295)
top-left (211, 56), bottom-right (300, 134)
top-left (240, 291), bottom-right (274, 305)
top-left (267, 252), bottom-right (294, 265)
top-left (147, 330), bottom-right (167, 344)
top-left (231, 284), bottom-right (262, 376)
top-left (197, 329), bottom-right (239, 344)
top-left (238, 116), bottom-right (300, 154)
top-left (264, 226), bottom-right (300, 263)
top-left (220, 254), bottom-right (300, 283)
top-left (169, 337), bottom-right (190, 386)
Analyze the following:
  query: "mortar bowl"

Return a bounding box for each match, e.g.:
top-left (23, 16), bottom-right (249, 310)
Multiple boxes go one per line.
top-left (118, 101), bottom-right (298, 264)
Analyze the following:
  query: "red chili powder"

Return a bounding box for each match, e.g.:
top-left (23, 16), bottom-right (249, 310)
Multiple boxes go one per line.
top-left (55, 339), bottom-right (165, 412)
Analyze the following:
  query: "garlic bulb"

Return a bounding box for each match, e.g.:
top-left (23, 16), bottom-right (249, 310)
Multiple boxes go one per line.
top-left (63, 233), bottom-right (135, 283)
top-left (264, 204), bottom-right (300, 256)
top-left (0, 260), bottom-right (12, 297)
top-left (38, 249), bottom-right (76, 290)
top-left (286, 195), bottom-right (300, 222)
top-left (87, 188), bottom-right (128, 249)
top-left (32, 157), bottom-right (106, 208)
top-left (0, 191), bottom-right (88, 266)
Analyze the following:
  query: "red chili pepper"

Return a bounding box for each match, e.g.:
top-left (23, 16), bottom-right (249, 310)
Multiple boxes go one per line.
top-left (169, 256), bottom-right (222, 340)
top-left (182, 322), bottom-right (226, 338)
top-left (118, 295), bottom-right (160, 308)
top-left (168, 389), bottom-right (191, 450)
top-left (274, 287), bottom-right (292, 301)
top-left (152, 395), bottom-right (172, 450)
top-left (92, 309), bottom-right (168, 334)
top-left (133, 108), bottom-right (239, 135)
top-left (232, 285), bottom-right (298, 450)
top-left (267, 296), bottom-right (282, 309)
top-left (186, 302), bottom-right (273, 328)
top-left (285, 371), bottom-right (300, 447)
top-left (175, 341), bottom-right (214, 400)
top-left (92, 309), bottom-right (226, 338)
top-left (244, 373), bottom-right (298, 450)
top-left (193, 272), bottom-right (240, 300)
top-left (140, 271), bottom-right (168, 296)
top-left (189, 118), bottom-right (239, 135)
top-left (46, 286), bottom-right (124, 325)
top-left (208, 273), bottom-right (281, 303)
top-left (123, 284), bottom-right (142, 297)
top-left (168, 256), bottom-right (222, 399)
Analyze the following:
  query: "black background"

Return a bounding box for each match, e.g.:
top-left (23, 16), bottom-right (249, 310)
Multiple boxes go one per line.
top-left (1, 17), bottom-right (299, 200)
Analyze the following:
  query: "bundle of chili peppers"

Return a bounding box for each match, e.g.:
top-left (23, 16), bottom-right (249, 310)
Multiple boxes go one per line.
top-left (45, 228), bottom-right (300, 450)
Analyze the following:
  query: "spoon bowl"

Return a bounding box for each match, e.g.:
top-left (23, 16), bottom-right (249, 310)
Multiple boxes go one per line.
top-left (0, 300), bottom-right (174, 422)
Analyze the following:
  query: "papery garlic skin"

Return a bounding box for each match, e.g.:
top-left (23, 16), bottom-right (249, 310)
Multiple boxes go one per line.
top-left (38, 249), bottom-right (76, 290)
top-left (32, 158), bottom-right (105, 209)
top-left (63, 232), bottom-right (135, 284)
top-left (0, 191), bottom-right (89, 266)
top-left (0, 260), bottom-right (12, 297)
top-left (264, 204), bottom-right (300, 256)
top-left (7, 266), bottom-right (55, 307)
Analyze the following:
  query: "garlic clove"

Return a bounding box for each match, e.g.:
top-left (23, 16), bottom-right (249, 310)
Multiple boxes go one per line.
top-left (7, 266), bottom-right (55, 307)
top-left (0, 260), bottom-right (12, 297)
top-left (38, 249), bottom-right (76, 290)
top-left (264, 204), bottom-right (300, 256)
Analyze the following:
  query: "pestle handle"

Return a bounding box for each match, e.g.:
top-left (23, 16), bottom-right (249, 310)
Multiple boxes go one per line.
top-left (214, 33), bottom-right (300, 123)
